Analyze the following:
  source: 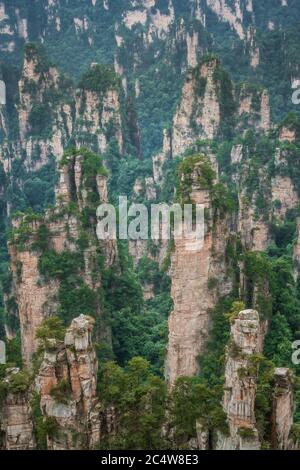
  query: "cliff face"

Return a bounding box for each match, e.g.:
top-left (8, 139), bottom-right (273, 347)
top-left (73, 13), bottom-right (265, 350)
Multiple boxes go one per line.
top-left (36, 315), bottom-right (100, 450)
top-left (1, 1), bottom-right (293, 71)
top-left (0, 368), bottom-right (35, 450)
top-left (8, 149), bottom-right (117, 365)
top-left (1, 0), bottom-right (300, 453)
top-left (214, 312), bottom-right (298, 451)
top-left (0, 315), bottom-right (103, 451)
top-left (271, 368), bottom-right (297, 450)
top-left (216, 309), bottom-right (261, 450)
top-left (153, 57), bottom-right (271, 183)
top-left (9, 242), bottom-right (59, 366)
top-left (159, 50), bottom-right (299, 446)
top-left (165, 156), bottom-right (233, 385)
top-left (171, 59), bottom-right (221, 157)
top-left (1, 0), bottom-right (297, 160)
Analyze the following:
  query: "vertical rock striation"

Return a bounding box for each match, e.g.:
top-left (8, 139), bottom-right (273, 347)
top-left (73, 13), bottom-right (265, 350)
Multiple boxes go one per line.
top-left (171, 58), bottom-right (221, 157)
top-left (165, 158), bottom-right (233, 385)
top-left (36, 315), bottom-right (101, 450)
top-left (9, 150), bottom-right (117, 365)
top-left (271, 368), bottom-right (297, 450)
top-left (216, 309), bottom-right (261, 450)
top-left (0, 368), bottom-right (35, 450)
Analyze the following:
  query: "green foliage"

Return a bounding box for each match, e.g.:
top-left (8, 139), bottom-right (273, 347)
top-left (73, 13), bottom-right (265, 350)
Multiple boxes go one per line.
top-left (264, 314), bottom-right (293, 367)
top-left (137, 257), bottom-right (169, 294)
top-left (169, 377), bottom-right (228, 448)
top-left (210, 183), bottom-right (236, 216)
top-left (5, 333), bottom-right (23, 367)
top-left (60, 147), bottom-right (108, 177)
top-left (271, 219), bottom-right (297, 251)
top-left (7, 157), bottom-right (57, 215)
top-left (38, 250), bottom-right (99, 325)
top-left (226, 301), bottom-right (246, 322)
top-left (50, 379), bottom-right (72, 405)
top-left (29, 103), bottom-right (52, 138)
top-left (24, 43), bottom-right (54, 73)
top-left (78, 64), bottom-right (120, 94)
top-left (39, 250), bottom-right (83, 280)
top-left (280, 112), bottom-right (300, 138)
top-left (199, 297), bottom-right (234, 388)
top-left (6, 369), bottom-right (31, 394)
top-left (253, 356), bottom-right (275, 444)
top-left (111, 301), bottom-right (169, 375)
top-left (31, 392), bottom-right (47, 449)
top-left (243, 252), bottom-right (273, 319)
top-left (213, 63), bottom-right (236, 139)
top-left (10, 209), bottom-right (42, 250)
top-left (176, 154), bottom-right (215, 203)
top-left (82, 148), bottom-right (109, 179)
top-left (36, 317), bottom-right (66, 343)
top-left (99, 358), bottom-right (167, 450)
top-left (238, 427), bottom-right (256, 439)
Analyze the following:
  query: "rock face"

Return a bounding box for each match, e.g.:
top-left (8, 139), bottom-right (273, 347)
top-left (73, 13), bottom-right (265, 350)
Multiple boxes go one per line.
top-left (152, 58), bottom-right (271, 182)
top-left (271, 176), bottom-right (298, 217)
top-left (293, 219), bottom-right (300, 280)
top-left (216, 310), bottom-right (261, 450)
top-left (237, 85), bottom-right (270, 133)
top-left (9, 150), bottom-right (117, 365)
top-left (36, 315), bottom-right (101, 450)
top-left (271, 368), bottom-right (297, 450)
top-left (0, 368), bottom-right (35, 450)
top-left (9, 243), bottom-right (59, 366)
top-left (165, 158), bottom-right (232, 386)
top-left (0, 46), bottom-right (124, 175)
top-left (237, 191), bottom-right (270, 252)
top-left (171, 58), bottom-right (221, 158)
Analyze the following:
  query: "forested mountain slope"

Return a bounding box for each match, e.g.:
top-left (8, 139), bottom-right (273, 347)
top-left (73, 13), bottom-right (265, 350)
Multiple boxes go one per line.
top-left (1, 0), bottom-right (300, 451)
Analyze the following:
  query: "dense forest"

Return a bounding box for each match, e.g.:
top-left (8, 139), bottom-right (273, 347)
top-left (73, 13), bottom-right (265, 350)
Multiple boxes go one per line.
top-left (1, 0), bottom-right (300, 451)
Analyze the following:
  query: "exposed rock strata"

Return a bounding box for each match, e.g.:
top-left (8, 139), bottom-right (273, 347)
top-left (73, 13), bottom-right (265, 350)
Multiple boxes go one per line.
top-left (0, 368), bottom-right (35, 450)
top-left (0, 48), bottom-right (124, 175)
top-left (36, 315), bottom-right (101, 450)
top-left (165, 159), bottom-right (232, 385)
top-left (216, 309), bottom-right (261, 450)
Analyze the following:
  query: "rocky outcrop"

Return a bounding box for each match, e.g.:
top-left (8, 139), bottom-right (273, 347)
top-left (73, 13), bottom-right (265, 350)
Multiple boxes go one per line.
top-left (271, 176), bottom-right (298, 218)
top-left (36, 315), bottom-right (101, 450)
top-left (8, 150), bottom-right (117, 365)
top-left (271, 368), bottom-right (297, 450)
top-left (237, 85), bottom-right (271, 132)
top-left (0, 368), bottom-right (35, 450)
top-left (165, 157), bottom-right (233, 386)
top-left (293, 218), bottom-right (300, 280)
top-left (171, 58), bottom-right (221, 157)
top-left (279, 127), bottom-right (296, 143)
top-left (9, 243), bottom-right (59, 366)
top-left (0, 47), bottom-right (124, 176)
top-left (74, 67), bottom-right (123, 155)
top-left (216, 309), bottom-right (261, 450)
top-left (237, 192), bottom-right (270, 252)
